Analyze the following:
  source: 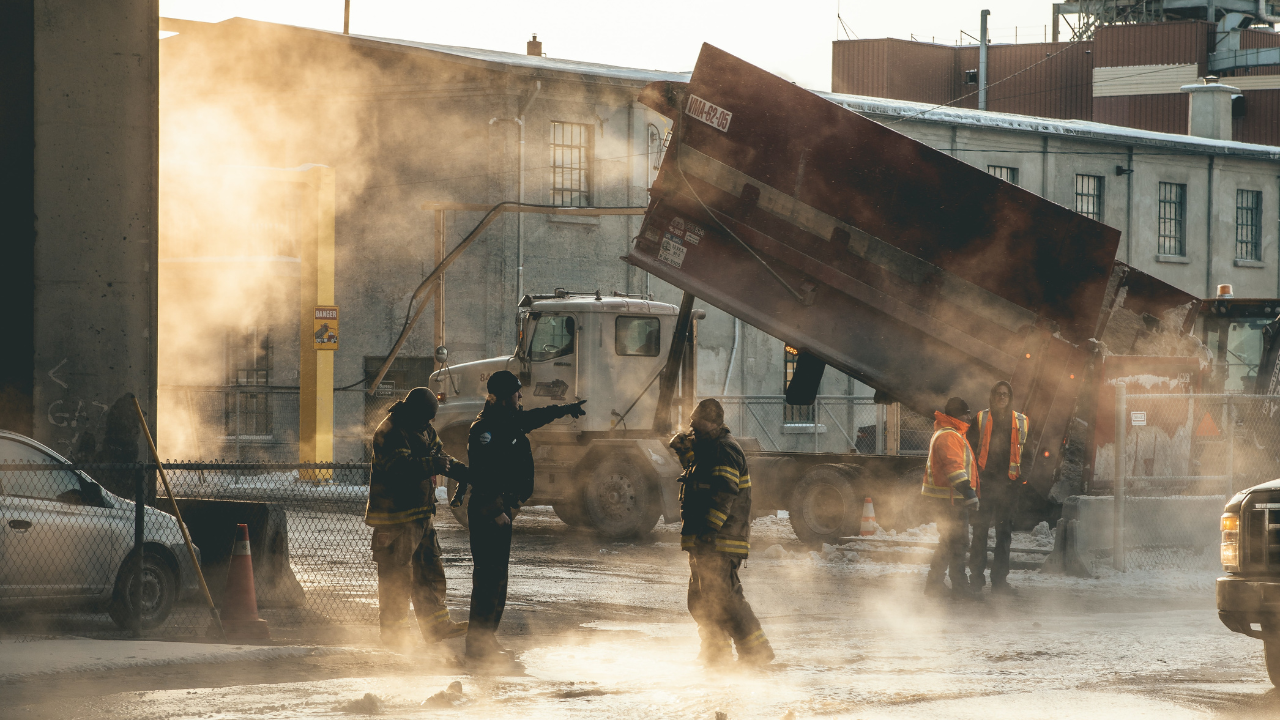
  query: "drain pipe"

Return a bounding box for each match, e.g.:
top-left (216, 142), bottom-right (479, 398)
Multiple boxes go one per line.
top-left (516, 81), bottom-right (542, 302)
top-left (979, 9), bottom-right (991, 110)
top-left (722, 318), bottom-right (740, 394)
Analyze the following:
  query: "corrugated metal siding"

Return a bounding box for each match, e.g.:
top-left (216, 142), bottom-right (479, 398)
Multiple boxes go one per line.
top-left (949, 42), bottom-right (1093, 120)
top-left (1094, 21), bottom-right (1210, 75)
top-left (832, 39), bottom-right (955, 102)
top-left (1235, 89), bottom-right (1280, 146)
top-left (832, 40), bottom-right (888, 96)
top-left (1093, 93), bottom-right (1188, 135)
top-left (1239, 27), bottom-right (1280, 50)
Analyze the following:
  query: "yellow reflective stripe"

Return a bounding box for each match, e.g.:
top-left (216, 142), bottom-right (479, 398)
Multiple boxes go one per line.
top-left (711, 466), bottom-right (740, 482)
top-left (739, 629), bottom-right (768, 648)
top-left (921, 484), bottom-right (954, 499)
top-left (681, 536), bottom-right (698, 550)
top-left (738, 473), bottom-right (751, 489)
top-left (707, 509), bottom-right (728, 527)
top-left (946, 470), bottom-right (969, 484)
top-left (713, 538), bottom-right (750, 555)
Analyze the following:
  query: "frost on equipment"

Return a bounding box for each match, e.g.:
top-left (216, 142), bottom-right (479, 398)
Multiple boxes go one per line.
top-left (627, 44), bottom-right (1201, 498)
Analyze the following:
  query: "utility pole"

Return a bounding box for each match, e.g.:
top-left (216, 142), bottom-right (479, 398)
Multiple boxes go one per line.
top-left (979, 9), bottom-right (990, 110)
top-left (343, 0), bottom-right (350, 34)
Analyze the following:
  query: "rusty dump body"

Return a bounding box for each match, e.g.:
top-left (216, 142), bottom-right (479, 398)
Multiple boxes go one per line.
top-left (626, 45), bottom-right (1200, 496)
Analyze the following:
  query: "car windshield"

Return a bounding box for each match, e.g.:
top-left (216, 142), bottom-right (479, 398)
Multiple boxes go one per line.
top-left (527, 315), bottom-right (575, 362)
top-left (0, 437), bottom-right (85, 504)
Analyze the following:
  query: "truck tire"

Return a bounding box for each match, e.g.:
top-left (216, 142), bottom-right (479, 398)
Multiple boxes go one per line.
top-left (552, 494), bottom-right (589, 527)
top-left (582, 456), bottom-right (661, 538)
top-left (787, 464), bottom-right (861, 547)
top-left (1267, 638), bottom-right (1280, 687)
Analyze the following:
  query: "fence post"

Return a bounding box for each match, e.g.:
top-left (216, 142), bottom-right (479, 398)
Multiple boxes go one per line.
top-left (1225, 394), bottom-right (1235, 500)
top-left (133, 465), bottom-right (146, 634)
top-left (1113, 382), bottom-right (1127, 572)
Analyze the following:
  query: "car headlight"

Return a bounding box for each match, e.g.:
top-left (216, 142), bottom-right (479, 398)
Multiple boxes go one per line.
top-left (1221, 512), bottom-right (1240, 572)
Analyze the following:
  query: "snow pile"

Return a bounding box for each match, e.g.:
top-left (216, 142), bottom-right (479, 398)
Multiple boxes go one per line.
top-left (756, 542), bottom-right (859, 564)
top-left (820, 543), bottom-right (859, 563)
top-left (338, 693), bottom-right (383, 714)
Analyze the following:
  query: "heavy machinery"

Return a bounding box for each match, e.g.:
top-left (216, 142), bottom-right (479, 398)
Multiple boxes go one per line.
top-left (429, 44), bottom-right (1280, 544)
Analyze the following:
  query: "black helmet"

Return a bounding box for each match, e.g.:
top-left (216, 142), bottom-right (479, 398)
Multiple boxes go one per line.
top-left (391, 387), bottom-right (438, 424)
top-left (487, 370), bottom-right (522, 398)
top-left (944, 396), bottom-right (970, 419)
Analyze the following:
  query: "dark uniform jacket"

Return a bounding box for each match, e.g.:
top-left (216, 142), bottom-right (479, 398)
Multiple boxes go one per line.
top-left (467, 401), bottom-right (574, 519)
top-left (364, 414), bottom-right (461, 526)
top-left (678, 428), bottom-right (752, 557)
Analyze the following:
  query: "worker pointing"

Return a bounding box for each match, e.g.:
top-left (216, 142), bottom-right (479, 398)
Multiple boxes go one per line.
top-left (922, 397), bottom-right (982, 601)
top-left (967, 381), bottom-right (1029, 595)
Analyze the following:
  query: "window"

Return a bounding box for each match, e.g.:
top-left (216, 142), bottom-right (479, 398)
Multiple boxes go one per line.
top-left (987, 165), bottom-right (1019, 186)
top-left (550, 121), bottom-right (592, 207)
top-left (225, 328), bottom-right (272, 437)
top-left (528, 315), bottom-right (575, 362)
top-left (1075, 174), bottom-right (1104, 221)
top-left (1158, 182), bottom-right (1187, 257)
top-left (783, 345), bottom-right (814, 424)
top-left (0, 438), bottom-right (82, 503)
top-left (1237, 189), bottom-right (1263, 261)
top-left (616, 316), bottom-right (661, 357)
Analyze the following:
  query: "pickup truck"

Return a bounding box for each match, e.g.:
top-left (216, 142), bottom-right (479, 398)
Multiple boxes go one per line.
top-left (1219, 478), bottom-right (1280, 686)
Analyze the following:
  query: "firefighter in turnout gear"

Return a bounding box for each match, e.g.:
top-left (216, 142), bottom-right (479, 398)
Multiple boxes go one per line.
top-left (365, 387), bottom-right (470, 648)
top-left (672, 398), bottom-right (773, 666)
top-left (465, 370), bottom-right (585, 668)
top-left (966, 381), bottom-right (1029, 595)
top-left (922, 397), bottom-right (983, 601)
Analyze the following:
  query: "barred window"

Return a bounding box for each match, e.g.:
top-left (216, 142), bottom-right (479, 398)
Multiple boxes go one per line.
top-left (1075, 174), bottom-right (1104, 221)
top-left (1158, 182), bottom-right (1187, 257)
top-left (987, 165), bottom-right (1019, 186)
top-left (783, 345), bottom-right (814, 424)
top-left (225, 328), bottom-right (272, 437)
top-left (1236, 189), bottom-right (1263, 261)
top-left (550, 121), bottom-right (592, 207)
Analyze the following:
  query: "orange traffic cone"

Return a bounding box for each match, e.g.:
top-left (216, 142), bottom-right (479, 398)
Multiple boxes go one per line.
top-left (218, 523), bottom-right (270, 640)
top-left (860, 497), bottom-right (877, 536)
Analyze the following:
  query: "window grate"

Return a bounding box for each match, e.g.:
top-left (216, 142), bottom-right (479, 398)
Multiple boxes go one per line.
top-left (550, 121), bottom-right (592, 207)
top-left (1074, 174), bottom-right (1103, 221)
top-left (1236, 189), bottom-right (1262, 261)
top-left (987, 165), bottom-right (1019, 186)
top-left (1158, 182), bottom-right (1186, 257)
top-left (225, 328), bottom-right (272, 436)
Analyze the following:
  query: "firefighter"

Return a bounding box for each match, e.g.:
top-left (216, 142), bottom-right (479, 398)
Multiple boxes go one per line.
top-left (465, 370), bottom-right (585, 667)
top-left (966, 381), bottom-right (1029, 595)
top-left (670, 398), bottom-right (773, 666)
top-left (921, 396), bottom-right (982, 601)
top-left (365, 387), bottom-right (470, 650)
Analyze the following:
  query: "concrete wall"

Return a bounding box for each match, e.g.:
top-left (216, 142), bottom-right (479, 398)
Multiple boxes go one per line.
top-left (0, 1), bottom-right (158, 478)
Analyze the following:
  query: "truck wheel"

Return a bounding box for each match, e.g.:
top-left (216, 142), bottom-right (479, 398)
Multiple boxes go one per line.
top-left (108, 552), bottom-right (176, 630)
top-left (787, 464), bottom-right (861, 547)
top-left (552, 496), bottom-right (588, 527)
top-left (1266, 638), bottom-right (1280, 687)
top-left (582, 457), bottom-right (660, 538)
top-left (445, 477), bottom-right (469, 528)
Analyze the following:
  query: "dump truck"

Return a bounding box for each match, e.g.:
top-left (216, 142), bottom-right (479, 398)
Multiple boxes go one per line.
top-left (428, 44), bottom-right (1280, 544)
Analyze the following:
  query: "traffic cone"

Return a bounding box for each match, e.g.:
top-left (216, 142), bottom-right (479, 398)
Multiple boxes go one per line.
top-left (859, 497), bottom-right (877, 536)
top-left (218, 523), bottom-right (270, 640)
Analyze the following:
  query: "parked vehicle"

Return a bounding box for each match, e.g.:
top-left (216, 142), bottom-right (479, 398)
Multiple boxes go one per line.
top-left (1218, 479), bottom-right (1280, 686)
top-left (0, 430), bottom-right (201, 628)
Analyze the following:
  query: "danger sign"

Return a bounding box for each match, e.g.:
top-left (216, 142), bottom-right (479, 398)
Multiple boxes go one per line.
top-left (314, 306), bottom-right (339, 350)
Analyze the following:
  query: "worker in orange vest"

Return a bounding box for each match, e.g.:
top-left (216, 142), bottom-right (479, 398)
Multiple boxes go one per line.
top-left (966, 381), bottom-right (1029, 595)
top-left (921, 397), bottom-right (982, 600)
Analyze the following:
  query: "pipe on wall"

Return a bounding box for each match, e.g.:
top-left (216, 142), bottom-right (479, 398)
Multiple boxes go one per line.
top-left (979, 10), bottom-right (990, 111)
top-left (723, 317), bottom-right (740, 394)
top-left (516, 81), bottom-right (542, 303)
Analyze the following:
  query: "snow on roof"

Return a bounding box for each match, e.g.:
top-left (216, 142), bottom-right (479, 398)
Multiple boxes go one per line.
top-left (820, 91), bottom-right (1280, 160)
top-left (339, 30), bottom-right (691, 86)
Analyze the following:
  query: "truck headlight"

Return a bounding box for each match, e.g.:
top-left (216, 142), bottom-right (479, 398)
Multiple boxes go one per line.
top-left (1221, 513), bottom-right (1240, 572)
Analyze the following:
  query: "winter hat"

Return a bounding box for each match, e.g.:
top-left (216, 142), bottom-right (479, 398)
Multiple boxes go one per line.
top-left (691, 398), bottom-right (724, 425)
top-left (990, 381), bottom-right (1013, 403)
top-left (944, 396), bottom-right (970, 419)
top-left (391, 386), bottom-right (438, 423)
top-left (487, 370), bottom-right (522, 398)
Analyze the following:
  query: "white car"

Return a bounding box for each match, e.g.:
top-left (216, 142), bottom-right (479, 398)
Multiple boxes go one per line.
top-left (0, 430), bottom-right (201, 628)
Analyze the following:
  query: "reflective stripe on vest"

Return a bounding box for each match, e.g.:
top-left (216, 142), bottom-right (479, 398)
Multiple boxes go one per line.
top-left (976, 409), bottom-right (1029, 481)
top-left (922, 427), bottom-right (976, 499)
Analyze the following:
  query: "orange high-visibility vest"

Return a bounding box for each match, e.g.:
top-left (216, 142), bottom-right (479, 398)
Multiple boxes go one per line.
top-left (922, 412), bottom-right (979, 503)
top-left (975, 408), bottom-right (1029, 481)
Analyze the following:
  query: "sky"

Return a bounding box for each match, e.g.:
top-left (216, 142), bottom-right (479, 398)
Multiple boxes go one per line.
top-left (159, 0), bottom-right (1071, 91)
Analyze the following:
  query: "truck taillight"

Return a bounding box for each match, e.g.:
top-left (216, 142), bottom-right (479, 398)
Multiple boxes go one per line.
top-left (1221, 513), bottom-right (1240, 571)
top-left (436, 392), bottom-right (447, 404)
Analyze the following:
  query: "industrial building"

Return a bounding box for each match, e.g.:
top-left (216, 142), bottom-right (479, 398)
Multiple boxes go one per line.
top-left (158, 16), bottom-right (1280, 463)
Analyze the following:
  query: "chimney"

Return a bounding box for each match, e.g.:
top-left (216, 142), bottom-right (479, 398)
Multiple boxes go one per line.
top-left (527, 34), bottom-right (542, 57)
top-left (1181, 78), bottom-right (1238, 141)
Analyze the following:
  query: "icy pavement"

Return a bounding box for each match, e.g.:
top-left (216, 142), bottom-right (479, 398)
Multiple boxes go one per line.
top-left (5, 507), bottom-right (1277, 718)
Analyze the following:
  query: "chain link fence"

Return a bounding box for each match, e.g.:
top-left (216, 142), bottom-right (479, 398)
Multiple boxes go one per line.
top-left (1093, 389), bottom-right (1280, 571)
top-left (706, 396), bottom-right (932, 455)
top-left (0, 460), bottom-right (387, 641)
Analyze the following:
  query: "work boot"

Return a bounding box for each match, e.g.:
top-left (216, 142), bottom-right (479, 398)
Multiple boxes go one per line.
top-left (426, 620), bottom-right (469, 643)
top-left (698, 628), bottom-right (733, 667)
top-left (380, 631), bottom-right (412, 654)
top-left (465, 636), bottom-right (524, 674)
top-left (969, 572), bottom-right (987, 591)
top-left (990, 581), bottom-right (1018, 597)
top-left (736, 629), bottom-right (775, 667)
top-left (949, 583), bottom-right (985, 602)
top-left (924, 571), bottom-right (947, 598)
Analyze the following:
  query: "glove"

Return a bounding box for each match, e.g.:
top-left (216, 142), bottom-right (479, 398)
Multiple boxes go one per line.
top-left (669, 432), bottom-right (695, 469)
top-left (964, 497), bottom-right (980, 512)
top-left (563, 399), bottom-right (587, 419)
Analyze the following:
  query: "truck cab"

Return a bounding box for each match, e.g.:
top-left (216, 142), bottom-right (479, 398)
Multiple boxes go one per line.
top-left (428, 291), bottom-right (685, 536)
top-left (1218, 479), bottom-right (1280, 686)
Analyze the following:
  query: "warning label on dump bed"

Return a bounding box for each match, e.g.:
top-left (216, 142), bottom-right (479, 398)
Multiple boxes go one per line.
top-left (658, 237), bottom-right (687, 268)
top-left (685, 94), bottom-right (732, 132)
